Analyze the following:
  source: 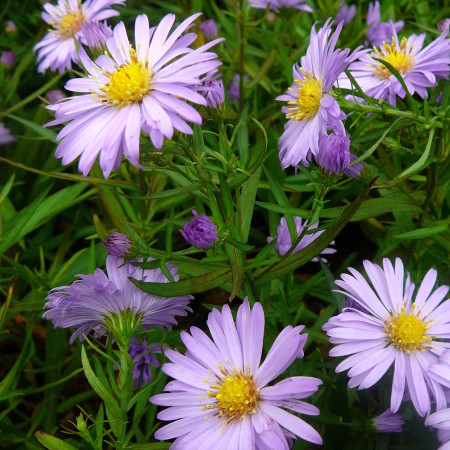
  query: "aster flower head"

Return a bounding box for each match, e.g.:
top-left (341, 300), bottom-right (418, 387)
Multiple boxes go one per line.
top-left (344, 153), bottom-right (364, 178)
top-left (34, 0), bottom-right (125, 73)
top-left (336, 1), bottom-right (356, 25)
top-left (425, 408), bottom-right (450, 449)
top-left (0, 123), bottom-right (15, 145)
top-left (1, 51), bottom-right (16, 68)
top-left (80, 20), bottom-right (112, 51)
top-left (228, 73), bottom-right (250, 103)
top-left (277, 19), bottom-right (363, 169)
top-left (372, 410), bottom-right (404, 433)
top-left (249, 0), bottom-right (312, 12)
top-left (43, 256), bottom-right (193, 343)
top-left (103, 232), bottom-right (132, 257)
top-left (200, 19), bottom-right (218, 39)
top-left (46, 13), bottom-right (223, 178)
top-left (180, 210), bottom-right (218, 249)
top-left (343, 24), bottom-right (450, 105)
top-left (366, 1), bottom-right (404, 47)
top-left (323, 258), bottom-right (450, 417)
top-left (151, 298), bottom-right (323, 449)
top-left (47, 90), bottom-right (66, 104)
top-left (316, 132), bottom-right (351, 175)
top-left (267, 216), bottom-right (336, 261)
top-left (129, 336), bottom-right (161, 388)
top-left (5, 20), bottom-right (17, 34)
top-left (198, 77), bottom-right (225, 109)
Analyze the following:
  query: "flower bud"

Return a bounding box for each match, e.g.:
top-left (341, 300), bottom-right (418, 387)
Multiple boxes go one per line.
top-left (316, 133), bottom-right (351, 175)
top-left (1, 51), bottom-right (16, 68)
top-left (200, 19), bottom-right (218, 39)
top-left (180, 210), bottom-right (218, 249)
top-left (103, 232), bottom-right (132, 257)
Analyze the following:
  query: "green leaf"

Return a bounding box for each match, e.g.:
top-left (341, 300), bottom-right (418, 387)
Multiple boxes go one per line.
top-left (132, 268), bottom-right (231, 296)
top-left (34, 432), bottom-right (78, 450)
top-left (395, 223), bottom-right (449, 240)
top-left (239, 165), bottom-right (262, 243)
top-left (6, 114), bottom-right (57, 142)
top-left (125, 444), bottom-right (171, 449)
top-left (255, 201), bottom-right (310, 220)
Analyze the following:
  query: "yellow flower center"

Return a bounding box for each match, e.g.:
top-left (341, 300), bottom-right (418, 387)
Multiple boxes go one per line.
top-left (58, 11), bottom-right (85, 39)
top-left (206, 367), bottom-right (260, 423)
top-left (385, 306), bottom-right (432, 353)
top-left (286, 72), bottom-right (323, 121)
top-left (100, 49), bottom-right (152, 108)
top-left (373, 37), bottom-right (415, 79)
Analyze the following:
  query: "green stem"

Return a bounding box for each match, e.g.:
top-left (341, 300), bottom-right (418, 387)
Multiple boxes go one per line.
top-left (116, 341), bottom-right (132, 449)
top-left (238, 0), bottom-right (247, 112)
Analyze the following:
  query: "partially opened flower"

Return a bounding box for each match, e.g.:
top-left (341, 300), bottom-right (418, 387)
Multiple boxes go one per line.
top-left (277, 19), bottom-right (363, 169)
top-left (34, 0), bottom-right (125, 73)
top-left (80, 20), bottom-right (112, 51)
top-left (323, 258), bottom-right (450, 417)
top-left (196, 76), bottom-right (225, 109)
top-left (180, 210), bottom-right (218, 249)
top-left (46, 13), bottom-right (223, 177)
top-left (268, 216), bottom-right (336, 261)
top-left (129, 336), bottom-right (161, 388)
top-left (425, 408), bottom-right (450, 449)
top-left (372, 410), bottom-right (404, 433)
top-left (151, 298), bottom-right (322, 449)
top-left (336, 1), bottom-right (356, 25)
top-left (200, 19), bottom-right (218, 39)
top-left (249, 0), bottom-right (312, 11)
top-left (366, 1), bottom-right (404, 47)
top-left (0, 123), bottom-right (15, 145)
top-left (316, 133), bottom-right (351, 175)
top-left (103, 232), bottom-right (132, 257)
top-left (342, 25), bottom-right (450, 105)
top-left (43, 256), bottom-right (192, 343)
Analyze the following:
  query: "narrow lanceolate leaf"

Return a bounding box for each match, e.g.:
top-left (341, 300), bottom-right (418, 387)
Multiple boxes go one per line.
top-left (395, 223), bottom-right (449, 240)
top-left (35, 432), bottom-right (78, 450)
top-left (131, 268), bottom-right (232, 296)
top-left (253, 179), bottom-right (375, 285)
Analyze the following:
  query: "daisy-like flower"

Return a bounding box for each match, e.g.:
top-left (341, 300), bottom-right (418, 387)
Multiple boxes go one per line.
top-left (46, 14), bottom-right (223, 178)
top-left (0, 123), bottom-right (15, 145)
top-left (277, 19), bottom-right (363, 169)
top-left (323, 258), bottom-right (450, 417)
top-left (342, 24), bottom-right (450, 105)
top-left (425, 408), bottom-right (450, 449)
top-left (336, 1), bottom-right (356, 26)
top-left (151, 298), bottom-right (322, 449)
top-left (34, 0), bottom-right (125, 74)
top-left (268, 216), bottom-right (336, 261)
top-left (366, 1), bottom-right (404, 47)
top-left (249, 0), bottom-right (312, 12)
top-left (43, 256), bottom-right (192, 343)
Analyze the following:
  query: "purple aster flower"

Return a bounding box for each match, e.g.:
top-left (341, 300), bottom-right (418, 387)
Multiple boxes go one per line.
top-left (267, 216), bottom-right (336, 261)
top-left (0, 123), bottom-right (15, 145)
top-left (46, 14), bottom-right (223, 178)
top-left (43, 256), bottom-right (192, 343)
top-left (277, 19), bottom-right (364, 169)
top-left (47, 90), bottom-right (66, 104)
top-left (336, 1), bottom-right (356, 25)
top-left (366, 1), bottom-right (404, 47)
top-left (103, 232), bottom-right (132, 257)
top-left (249, 0), bottom-right (312, 12)
top-left (1, 51), bottom-right (16, 68)
top-left (228, 73), bottom-right (250, 103)
top-left (316, 133), bottom-right (351, 175)
top-left (323, 258), bottom-right (450, 417)
top-left (196, 76), bottom-right (225, 109)
top-left (180, 210), bottom-right (218, 249)
top-left (34, 0), bottom-right (125, 74)
top-left (5, 20), bottom-right (17, 34)
top-left (425, 408), bottom-right (450, 449)
top-left (372, 410), bottom-right (404, 433)
top-left (200, 19), bottom-right (218, 39)
top-left (344, 153), bottom-right (364, 178)
top-left (438, 19), bottom-right (450, 32)
top-left (80, 20), bottom-right (112, 51)
top-left (151, 298), bottom-right (323, 448)
top-left (343, 25), bottom-right (450, 105)
top-left (129, 336), bottom-right (161, 388)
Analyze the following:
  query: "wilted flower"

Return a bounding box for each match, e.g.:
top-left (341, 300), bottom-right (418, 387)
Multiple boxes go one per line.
top-left (366, 1), bottom-right (404, 47)
top-left (200, 19), bottom-right (218, 39)
top-left (249, 0), bottom-right (312, 12)
top-left (46, 13), bottom-right (223, 178)
top-left (180, 210), bottom-right (218, 249)
top-left (336, 1), bottom-right (356, 25)
top-left (425, 408), bottom-right (450, 449)
top-left (47, 90), bottom-right (66, 104)
top-left (80, 20), bottom-right (112, 51)
top-left (34, 0), bottom-right (125, 73)
top-left (316, 133), bottom-right (351, 175)
top-left (323, 258), bottom-right (450, 417)
top-left (342, 25), bottom-right (450, 105)
top-left (43, 256), bottom-right (192, 343)
top-left (151, 298), bottom-right (323, 448)
top-left (344, 153), bottom-right (364, 178)
top-left (0, 123), bottom-right (15, 145)
top-left (438, 18), bottom-right (450, 32)
top-left (268, 216), bottom-right (336, 261)
top-left (129, 337), bottom-right (161, 388)
top-left (277, 19), bottom-right (363, 169)
top-left (103, 232), bottom-right (132, 257)
top-left (5, 20), bottom-right (17, 34)
top-left (372, 410), bottom-right (404, 433)
top-left (1, 51), bottom-right (16, 68)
